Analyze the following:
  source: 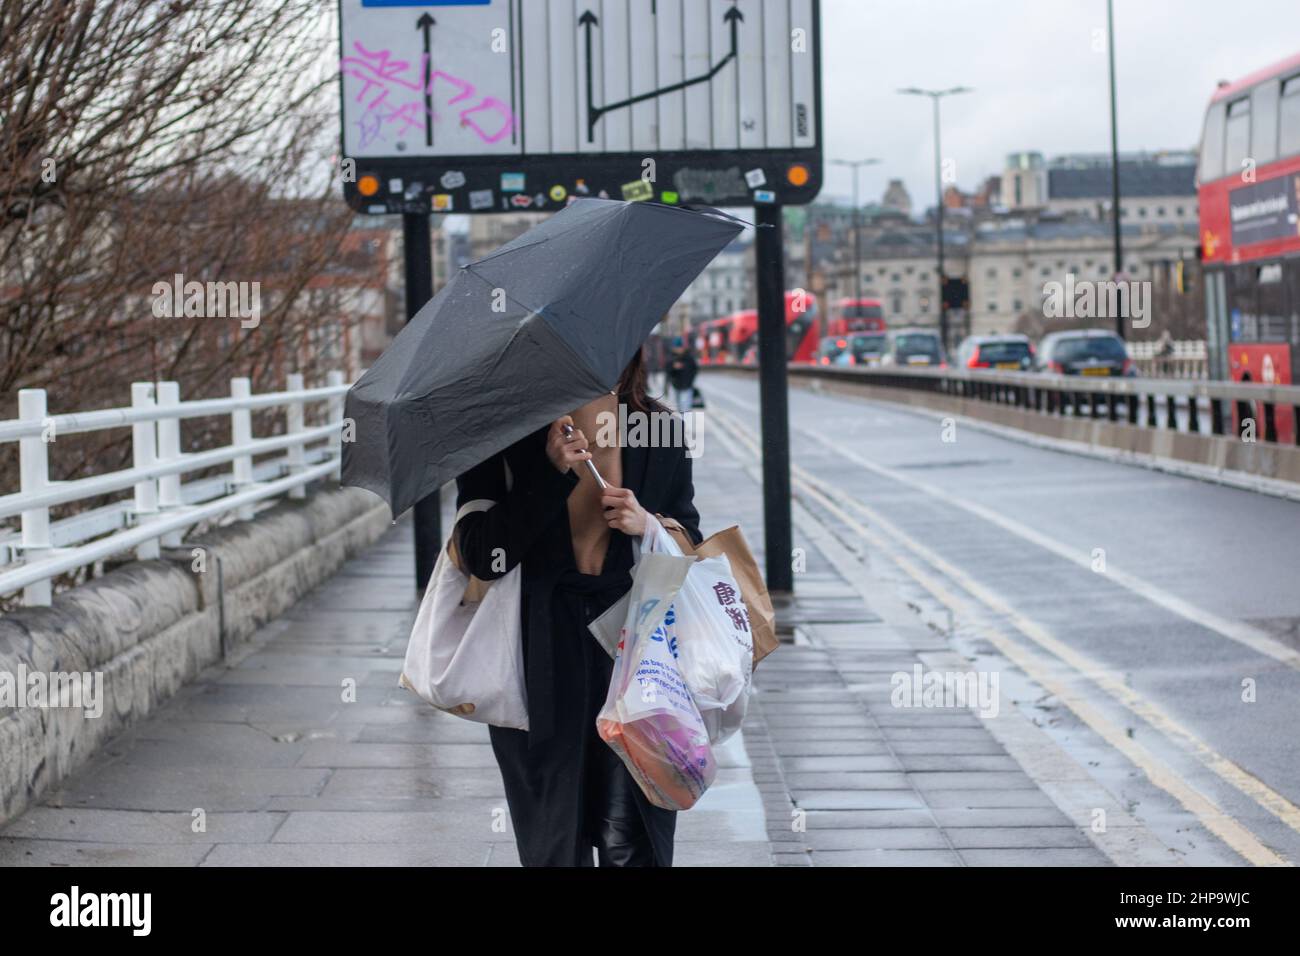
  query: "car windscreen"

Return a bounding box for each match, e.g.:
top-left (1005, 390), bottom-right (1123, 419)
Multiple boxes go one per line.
top-left (819, 339), bottom-right (847, 356)
top-left (977, 340), bottom-right (1031, 363)
top-left (851, 334), bottom-right (886, 352)
top-left (1053, 336), bottom-right (1127, 362)
top-left (895, 334), bottom-right (940, 356)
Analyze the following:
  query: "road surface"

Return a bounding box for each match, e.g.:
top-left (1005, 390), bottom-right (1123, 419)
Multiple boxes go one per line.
top-left (703, 370), bottom-right (1300, 865)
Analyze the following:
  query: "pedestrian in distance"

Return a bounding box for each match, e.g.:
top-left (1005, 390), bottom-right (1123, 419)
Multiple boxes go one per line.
top-left (668, 336), bottom-right (699, 413)
top-left (451, 346), bottom-right (703, 867)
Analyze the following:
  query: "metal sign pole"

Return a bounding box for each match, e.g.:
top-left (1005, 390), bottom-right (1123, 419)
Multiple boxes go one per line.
top-left (755, 202), bottom-right (793, 595)
top-left (403, 211), bottom-right (442, 591)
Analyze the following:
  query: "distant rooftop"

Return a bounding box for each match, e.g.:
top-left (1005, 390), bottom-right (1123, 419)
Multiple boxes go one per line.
top-left (1047, 150), bottom-right (1197, 169)
top-left (1048, 161), bottom-right (1196, 200)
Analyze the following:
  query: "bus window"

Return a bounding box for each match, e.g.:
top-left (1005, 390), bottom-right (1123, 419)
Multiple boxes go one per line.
top-left (1226, 264), bottom-right (1255, 342)
top-left (1224, 97), bottom-right (1252, 176)
top-left (1257, 263), bottom-right (1288, 341)
top-left (1199, 100), bottom-right (1225, 182)
top-left (1251, 81), bottom-right (1279, 164)
top-left (1290, 259), bottom-right (1300, 349)
top-left (1281, 74), bottom-right (1300, 155)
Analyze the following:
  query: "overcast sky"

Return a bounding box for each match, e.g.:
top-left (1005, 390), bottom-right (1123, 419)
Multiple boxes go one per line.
top-left (819, 0), bottom-right (1300, 212)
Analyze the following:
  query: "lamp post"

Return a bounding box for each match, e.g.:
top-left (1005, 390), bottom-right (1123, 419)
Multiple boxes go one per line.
top-left (1106, 0), bottom-right (1125, 339)
top-left (898, 86), bottom-right (971, 352)
top-left (830, 158), bottom-right (882, 307)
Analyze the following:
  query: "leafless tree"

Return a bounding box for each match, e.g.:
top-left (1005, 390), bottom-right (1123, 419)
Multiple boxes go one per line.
top-left (0, 0), bottom-right (355, 492)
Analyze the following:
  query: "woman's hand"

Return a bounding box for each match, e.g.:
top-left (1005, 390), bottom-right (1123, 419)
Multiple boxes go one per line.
top-left (546, 416), bottom-right (591, 475)
top-left (601, 486), bottom-right (650, 536)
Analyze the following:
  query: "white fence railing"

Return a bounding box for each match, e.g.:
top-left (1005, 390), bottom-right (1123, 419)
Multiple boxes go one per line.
top-left (1127, 339), bottom-right (1207, 379)
top-left (1, 372), bottom-right (348, 607)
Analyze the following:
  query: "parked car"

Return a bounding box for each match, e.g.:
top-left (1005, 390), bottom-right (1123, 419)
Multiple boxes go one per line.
top-left (882, 328), bottom-right (947, 368)
top-left (956, 334), bottom-right (1035, 371)
top-left (1034, 329), bottom-right (1134, 377)
top-left (816, 335), bottom-right (855, 366)
top-left (848, 332), bottom-right (889, 366)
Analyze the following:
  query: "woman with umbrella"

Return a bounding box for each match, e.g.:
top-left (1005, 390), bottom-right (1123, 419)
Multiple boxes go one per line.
top-left (341, 198), bottom-right (743, 866)
top-left (452, 347), bottom-right (701, 866)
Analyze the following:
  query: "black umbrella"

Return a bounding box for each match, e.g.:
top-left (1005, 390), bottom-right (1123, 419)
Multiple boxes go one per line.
top-left (341, 198), bottom-right (744, 517)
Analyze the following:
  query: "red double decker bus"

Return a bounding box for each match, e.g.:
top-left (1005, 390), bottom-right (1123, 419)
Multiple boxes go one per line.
top-left (694, 291), bottom-right (821, 365)
top-left (695, 316), bottom-right (734, 365)
top-left (826, 297), bottom-right (886, 337)
top-left (1198, 51), bottom-right (1300, 442)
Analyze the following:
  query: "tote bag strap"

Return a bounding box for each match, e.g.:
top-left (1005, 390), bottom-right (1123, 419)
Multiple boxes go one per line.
top-left (451, 455), bottom-right (512, 525)
top-left (448, 455), bottom-right (512, 588)
top-left (454, 498), bottom-right (497, 524)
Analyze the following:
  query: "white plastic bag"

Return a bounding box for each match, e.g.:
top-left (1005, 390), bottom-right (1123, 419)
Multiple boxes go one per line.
top-left (398, 501), bottom-right (529, 730)
top-left (596, 552), bottom-right (717, 811)
top-left (641, 519), bottom-right (754, 744)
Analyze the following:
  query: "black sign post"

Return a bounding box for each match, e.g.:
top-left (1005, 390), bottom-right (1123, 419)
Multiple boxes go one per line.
top-left (755, 202), bottom-right (793, 595)
top-left (339, 0), bottom-right (824, 593)
top-left (402, 212), bottom-right (441, 591)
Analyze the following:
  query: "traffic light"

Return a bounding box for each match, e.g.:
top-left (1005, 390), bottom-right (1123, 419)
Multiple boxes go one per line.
top-left (942, 276), bottom-right (969, 310)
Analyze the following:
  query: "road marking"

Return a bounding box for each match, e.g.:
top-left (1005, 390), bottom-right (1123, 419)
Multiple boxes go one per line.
top-left (801, 414), bottom-right (1300, 672)
top-left (756, 455), bottom-right (1187, 865)
top-left (708, 400), bottom-right (1299, 865)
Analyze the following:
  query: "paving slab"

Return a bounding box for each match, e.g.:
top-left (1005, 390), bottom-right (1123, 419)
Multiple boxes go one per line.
top-left (0, 405), bottom-right (1122, 868)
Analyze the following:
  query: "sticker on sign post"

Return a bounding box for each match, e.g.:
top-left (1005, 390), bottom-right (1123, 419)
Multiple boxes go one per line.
top-left (621, 180), bottom-right (654, 202)
top-left (338, 0), bottom-right (822, 213)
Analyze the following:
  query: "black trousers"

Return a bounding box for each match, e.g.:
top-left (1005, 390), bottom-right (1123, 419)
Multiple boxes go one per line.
top-left (488, 574), bottom-right (677, 867)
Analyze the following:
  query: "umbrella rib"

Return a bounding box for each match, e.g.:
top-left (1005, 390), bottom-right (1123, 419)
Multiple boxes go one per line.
top-left (456, 267), bottom-right (608, 388)
top-left (460, 263), bottom-right (545, 328)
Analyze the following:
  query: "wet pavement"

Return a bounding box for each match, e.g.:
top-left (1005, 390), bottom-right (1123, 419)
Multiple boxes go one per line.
top-left (0, 390), bottom-right (1156, 866)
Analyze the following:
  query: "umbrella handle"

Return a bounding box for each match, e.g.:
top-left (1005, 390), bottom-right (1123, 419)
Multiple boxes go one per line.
top-left (561, 423), bottom-right (607, 489)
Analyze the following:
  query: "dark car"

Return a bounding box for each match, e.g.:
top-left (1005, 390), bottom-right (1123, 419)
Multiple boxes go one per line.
top-left (848, 332), bottom-right (888, 366)
top-left (1035, 330), bottom-right (1134, 377)
top-left (956, 334), bottom-right (1034, 371)
top-left (816, 335), bottom-right (854, 366)
top-left (882, 329), bottom-right (947, 368)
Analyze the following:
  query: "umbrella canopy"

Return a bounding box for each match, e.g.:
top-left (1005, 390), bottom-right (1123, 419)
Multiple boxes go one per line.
top-left (341, 198), bottom-right (744, 517)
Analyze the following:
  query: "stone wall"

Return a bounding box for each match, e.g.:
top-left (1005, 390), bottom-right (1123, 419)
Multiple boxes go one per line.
top-left (0, 485), bottom-right (391, 826)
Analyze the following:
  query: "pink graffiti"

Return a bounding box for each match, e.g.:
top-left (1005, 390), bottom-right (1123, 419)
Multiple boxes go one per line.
top-left (340, 41), bottom-right (515, 147)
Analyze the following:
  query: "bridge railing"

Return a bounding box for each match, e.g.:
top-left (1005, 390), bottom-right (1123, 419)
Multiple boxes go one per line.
top-left (0, 372), bottom-right (348, 607)
top-left (1126, 339), bottom-right (1208, 379)
top-left (773, 364), bottom-right (1300, 443)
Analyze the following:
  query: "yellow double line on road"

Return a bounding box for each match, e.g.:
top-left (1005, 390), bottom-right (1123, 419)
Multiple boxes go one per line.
top-left (707, 400), bottom-right (1298, 866)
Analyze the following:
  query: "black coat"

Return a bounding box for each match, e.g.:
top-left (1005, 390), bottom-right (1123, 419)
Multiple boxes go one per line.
top-left (668, 351), bottom-right (698, 390)
top-left (452, 422), bottom-right (703, 746)
top-left (453, 421), bottom-right (703, 865)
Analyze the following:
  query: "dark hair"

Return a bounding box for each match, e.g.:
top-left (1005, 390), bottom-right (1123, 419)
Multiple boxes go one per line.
top-left (616, 346), bottom-right (669, 416)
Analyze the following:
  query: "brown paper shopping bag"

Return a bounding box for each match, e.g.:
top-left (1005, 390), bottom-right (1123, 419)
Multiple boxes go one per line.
top-left (655, 516), bottom-right (779, 669)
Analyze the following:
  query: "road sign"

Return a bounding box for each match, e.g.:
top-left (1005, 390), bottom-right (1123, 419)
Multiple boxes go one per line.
top-left (338, 0), bottom-right (822, 214)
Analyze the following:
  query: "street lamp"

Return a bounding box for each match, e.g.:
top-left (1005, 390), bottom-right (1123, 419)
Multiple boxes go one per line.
top-left (830, 158), bottom-right (882, 306)
top-left (1106, 0), bottom-right (1124, 339)
top-left (898, 85), bottom-right (972, 352)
